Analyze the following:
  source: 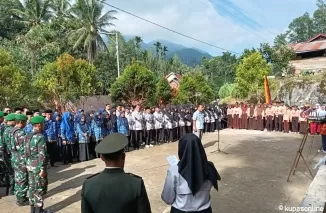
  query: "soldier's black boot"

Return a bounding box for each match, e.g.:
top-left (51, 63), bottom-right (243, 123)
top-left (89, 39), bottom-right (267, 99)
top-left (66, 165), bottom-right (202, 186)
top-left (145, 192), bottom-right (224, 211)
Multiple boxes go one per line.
top-left (30, 206), bottom-right (35, 213)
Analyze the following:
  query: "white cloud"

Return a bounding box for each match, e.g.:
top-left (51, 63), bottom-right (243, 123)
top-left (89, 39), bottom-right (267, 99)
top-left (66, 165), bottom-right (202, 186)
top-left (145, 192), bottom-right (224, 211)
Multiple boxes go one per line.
top-left (103, 0), bottom-right (315, 55)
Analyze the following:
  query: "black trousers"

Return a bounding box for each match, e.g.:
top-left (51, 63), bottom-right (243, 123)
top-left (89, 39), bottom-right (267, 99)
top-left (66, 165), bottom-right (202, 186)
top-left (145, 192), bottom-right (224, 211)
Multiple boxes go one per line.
top-left (145, 129), bottom-right (154, 145)
top-left (165, 129), bottom-right (173, 142)
top-left (62, 144), bottom-right (73, 164)
top-left (47, 141), bottom-right (57, 166)
top-left (134, 130), bottom-right (143, 149)
top-left (179, 126), bottom-right (186, 138)
top-left (155, 128), bottom-right (163, 142)
top-left (185, 126), bottom-right (192, 133)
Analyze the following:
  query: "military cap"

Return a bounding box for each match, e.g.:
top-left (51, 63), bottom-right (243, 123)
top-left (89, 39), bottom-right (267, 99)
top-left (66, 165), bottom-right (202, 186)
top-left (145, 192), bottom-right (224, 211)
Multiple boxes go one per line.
top-left (14, 107), bottom-right (22, 112)
top-left (95, 133), bottom-right (128, 154)
top-left (44, 109), bottom-right (53, 114)
top-left (6, 113), bottom-right (16, 121)
top-left (15, 114), bottom-right (28, 121)
top-left (26, 111), bottom-right (33, 116)
top-left (33, 109), bottom-right (40, 113)
top-left (30, 116), bottom-right (45, 124)
top-left (0, 111), bottom-right (4, 118)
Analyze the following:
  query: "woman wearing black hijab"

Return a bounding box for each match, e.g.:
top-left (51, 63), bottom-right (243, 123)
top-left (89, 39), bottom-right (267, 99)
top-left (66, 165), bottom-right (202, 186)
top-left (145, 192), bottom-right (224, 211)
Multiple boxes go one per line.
top-left (161, 133), bottom-right (221, 213)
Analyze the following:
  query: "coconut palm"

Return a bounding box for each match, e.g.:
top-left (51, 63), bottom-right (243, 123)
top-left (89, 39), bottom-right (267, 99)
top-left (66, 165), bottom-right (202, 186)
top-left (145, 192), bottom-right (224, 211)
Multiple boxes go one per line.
top-left (51, 0), bottom-right (72, 18)
top-left (10, 0), bottom-right (53, 28)
top-left (69, 0), bottom-right (117, 62)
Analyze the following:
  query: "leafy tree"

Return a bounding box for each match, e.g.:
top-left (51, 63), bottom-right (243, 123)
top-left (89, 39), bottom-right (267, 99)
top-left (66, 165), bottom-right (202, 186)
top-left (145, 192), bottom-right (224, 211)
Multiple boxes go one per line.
top-left (259, 43), bottom-right (295, 76)
top-left (313, 0), bottom-right (326, 34)
top-left (287, 12), bottom-right (315, 43)
top-left (173, 72), bottom-right (214, 104)
top-left (34, 53), bottom-right (99, 112)
top-left (10, 0), bottom-right (53, 29)
top-left (201, 52), bottom-right (237, 94)
top-left (0, 49), bottom-right (29, 107)
top-left (273, 33), bottom-right (288, 48)
top-left (218, 83), bottom-right (237, 99)
top-left (155, 78), bottom-right (172, 105)
top-left (0, 0), bottom-right (27, 39)
top-left (235, 51), bottom-right (271, 100)
top-left (110, 61), bottom-right (156, 106)
top-left (69, 0), bottom-right (117, 62)
top-left (93, 51), bottom-right (118, 95)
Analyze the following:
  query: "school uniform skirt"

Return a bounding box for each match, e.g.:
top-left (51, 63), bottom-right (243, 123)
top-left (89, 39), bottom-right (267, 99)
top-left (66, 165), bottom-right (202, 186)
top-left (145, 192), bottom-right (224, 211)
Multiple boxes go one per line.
top-left (79, 142), bottom-right (90, 162)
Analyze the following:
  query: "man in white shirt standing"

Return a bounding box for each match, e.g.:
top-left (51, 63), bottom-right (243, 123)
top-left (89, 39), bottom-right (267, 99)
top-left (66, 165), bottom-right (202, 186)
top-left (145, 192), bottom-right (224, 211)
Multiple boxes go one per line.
top-left (193, 104), bottom-right (205, 139)
top-left (132, 105), bottom-right (144, 150)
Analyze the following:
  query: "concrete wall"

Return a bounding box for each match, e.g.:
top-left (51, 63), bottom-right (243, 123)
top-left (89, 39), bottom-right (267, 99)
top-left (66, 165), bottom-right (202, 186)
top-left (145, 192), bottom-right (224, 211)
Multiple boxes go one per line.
top-left (297, 165), bottom-right (326, 213)
top-left (291, 57), bottom-right (326, 74)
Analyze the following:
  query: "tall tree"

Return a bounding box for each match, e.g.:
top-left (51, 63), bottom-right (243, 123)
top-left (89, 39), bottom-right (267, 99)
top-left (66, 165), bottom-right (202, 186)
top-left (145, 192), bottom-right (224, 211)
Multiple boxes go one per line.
top-left (110, 61), bottom-right (156, 106)
top-left (51, 0), bottom-right (72, 18)
top-left (235, 51), bottom-right (271, 100)
top-left (313, 0), bottom-right (326, 34)
top-left (34, 53), bottom-right (99, 112)
top-left (10, 0), bottom-right (53, 28)
top-left (69, 0), bottom-right (117, 62)
top-left (273, 33), bottom-right (288, 48)
top-left (287, 12), bottom-right (315, 43)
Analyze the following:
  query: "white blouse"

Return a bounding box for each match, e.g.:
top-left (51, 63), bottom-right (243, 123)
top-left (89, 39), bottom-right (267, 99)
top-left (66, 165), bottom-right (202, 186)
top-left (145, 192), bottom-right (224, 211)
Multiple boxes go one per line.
top-left (161, 164), bottom-right (212, 212)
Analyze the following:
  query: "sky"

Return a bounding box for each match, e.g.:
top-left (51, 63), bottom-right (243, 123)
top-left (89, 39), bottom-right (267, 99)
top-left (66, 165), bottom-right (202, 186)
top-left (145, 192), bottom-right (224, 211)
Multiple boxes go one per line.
top-left (104, 0), bottom-right (317, 56)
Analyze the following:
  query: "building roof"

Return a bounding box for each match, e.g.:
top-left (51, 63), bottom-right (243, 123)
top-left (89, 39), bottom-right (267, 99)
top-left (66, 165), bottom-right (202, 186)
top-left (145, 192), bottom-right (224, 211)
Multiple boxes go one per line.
top-left (289, 34), bottom-right (326, 53)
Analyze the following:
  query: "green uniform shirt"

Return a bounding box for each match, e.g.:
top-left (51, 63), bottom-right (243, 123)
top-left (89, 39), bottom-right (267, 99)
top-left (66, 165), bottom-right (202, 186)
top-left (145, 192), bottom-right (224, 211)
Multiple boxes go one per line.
top-left (3, 126), bottom-right (14, 154)
top-left (10, 127), bottom-right (26, 162)
top-left (25, 133), bottom-right (48, 172)
top-left (81, 168), bottom-right (152, 213)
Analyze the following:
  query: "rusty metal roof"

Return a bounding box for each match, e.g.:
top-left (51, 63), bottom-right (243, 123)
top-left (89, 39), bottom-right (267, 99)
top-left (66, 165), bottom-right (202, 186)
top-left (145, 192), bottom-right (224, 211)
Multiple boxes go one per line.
top-left (289, 40), bottom-right (326, 53)
top-left (289, 34), bottom-right (326, 53)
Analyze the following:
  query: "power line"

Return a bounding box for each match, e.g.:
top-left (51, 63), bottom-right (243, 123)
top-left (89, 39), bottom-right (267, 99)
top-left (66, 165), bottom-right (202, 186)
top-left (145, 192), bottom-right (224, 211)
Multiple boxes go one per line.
top-left (203, 0), bottom-right (272, 42)
top-left (100, 1), bottom-right (240, 55)
top-left (218, 0), bottom-right (276, 37)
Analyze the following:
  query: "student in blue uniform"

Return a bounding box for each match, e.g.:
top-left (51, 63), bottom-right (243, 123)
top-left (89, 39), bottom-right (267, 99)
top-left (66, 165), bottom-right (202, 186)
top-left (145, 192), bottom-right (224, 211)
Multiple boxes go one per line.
top-left (91, 111), bottom-right (103, 158)
top-left (61, 112), bottom-right (75, 164)
top-left (117, 111), bottom-right (129, 151)
top-left (77, 115), bottom-right (90, 162)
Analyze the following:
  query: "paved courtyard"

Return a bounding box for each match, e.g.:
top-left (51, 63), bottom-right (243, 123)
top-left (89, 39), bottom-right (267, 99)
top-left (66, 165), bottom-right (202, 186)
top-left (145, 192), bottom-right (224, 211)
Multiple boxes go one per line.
top-left (0, 129), bottom-right (323, 213)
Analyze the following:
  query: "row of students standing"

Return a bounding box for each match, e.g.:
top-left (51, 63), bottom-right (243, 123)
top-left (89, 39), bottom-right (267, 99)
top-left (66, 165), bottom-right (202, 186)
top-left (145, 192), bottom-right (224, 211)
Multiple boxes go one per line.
top-left (225, 102), bottom-right (324, 134)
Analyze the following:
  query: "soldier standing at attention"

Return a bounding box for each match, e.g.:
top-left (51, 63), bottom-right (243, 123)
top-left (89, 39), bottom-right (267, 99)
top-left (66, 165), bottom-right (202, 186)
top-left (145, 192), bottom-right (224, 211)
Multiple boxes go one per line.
top-left (81, 133), bottom-right (152, 213)
top-left (3, 113), bottom-right (16, 195)
top-left (25, 116), bottom-right (50, 213)
top-left (10, 114), bottom-right (29, 206)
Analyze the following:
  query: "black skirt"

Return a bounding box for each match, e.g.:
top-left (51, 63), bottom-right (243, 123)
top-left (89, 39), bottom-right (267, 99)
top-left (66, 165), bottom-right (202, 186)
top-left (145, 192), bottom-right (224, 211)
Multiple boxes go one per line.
top-left (171, 206), bottom-right (212, 213)
top-left (79, 143), bottom-right (90, 162)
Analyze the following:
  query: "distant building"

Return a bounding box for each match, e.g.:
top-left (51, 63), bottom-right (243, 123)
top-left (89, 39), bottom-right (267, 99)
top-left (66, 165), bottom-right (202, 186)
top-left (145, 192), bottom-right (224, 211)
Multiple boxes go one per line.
top-left (165, 72), bottom-right (182, 90)
top-left (289, 34), bottom-right (326, 74)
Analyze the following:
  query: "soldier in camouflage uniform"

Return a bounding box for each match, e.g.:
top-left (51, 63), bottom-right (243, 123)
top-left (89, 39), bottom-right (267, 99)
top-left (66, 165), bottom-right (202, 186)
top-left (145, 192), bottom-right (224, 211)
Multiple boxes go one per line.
top-left (3, 113), bottom-right (16, 195)
top-left (10, 114), bottom-right (28, 206)
top-left (0, 111), bottom-right (7, 188)
top-left (25, 116), bottom-right (51, 213)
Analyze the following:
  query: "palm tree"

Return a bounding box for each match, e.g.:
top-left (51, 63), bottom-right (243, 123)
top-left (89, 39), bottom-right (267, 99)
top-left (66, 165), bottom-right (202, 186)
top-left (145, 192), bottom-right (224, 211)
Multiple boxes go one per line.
top-left (69, 0), bottom-right (117, 62)
top-left (51, 0), bottom-right (72, 18)
top-left (153, 41), bottom-right (162, 59)
top-left (10, 0), bottom-right (53, 28)
top-left (161, 46), bottom-right (168, 58)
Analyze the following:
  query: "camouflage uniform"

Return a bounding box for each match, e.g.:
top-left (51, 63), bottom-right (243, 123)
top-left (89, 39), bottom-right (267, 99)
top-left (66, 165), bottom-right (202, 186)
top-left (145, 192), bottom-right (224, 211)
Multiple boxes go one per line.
top-left (10, 127), bottom-right (28, 201)
top-left (25, 132), bottom-right (48, 208)
top-left (0, 123), bottom-right (8, 187)
top-left (3, 125), bottom-right (15, 194)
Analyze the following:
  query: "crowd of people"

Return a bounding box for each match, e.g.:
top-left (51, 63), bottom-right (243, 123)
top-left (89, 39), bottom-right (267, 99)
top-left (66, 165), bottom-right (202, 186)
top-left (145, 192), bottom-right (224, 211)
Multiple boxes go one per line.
top-left (1, 101), bottom-right (326, 213)
top-left (225, 101), bottom-right (326, 135)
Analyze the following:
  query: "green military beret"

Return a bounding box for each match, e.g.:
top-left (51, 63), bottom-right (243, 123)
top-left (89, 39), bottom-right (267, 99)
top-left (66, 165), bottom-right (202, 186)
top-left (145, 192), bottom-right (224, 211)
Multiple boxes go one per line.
top-left (0, 111), bottom-right (4, 118)
top-left (5, 113), bottom-right (16, 121)
top-left (95, 133), bottom-right (128, 154)
top-left (30, 116), bottom-right (45, 124)
top-left (15, 114), bottom-right (28, 121)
